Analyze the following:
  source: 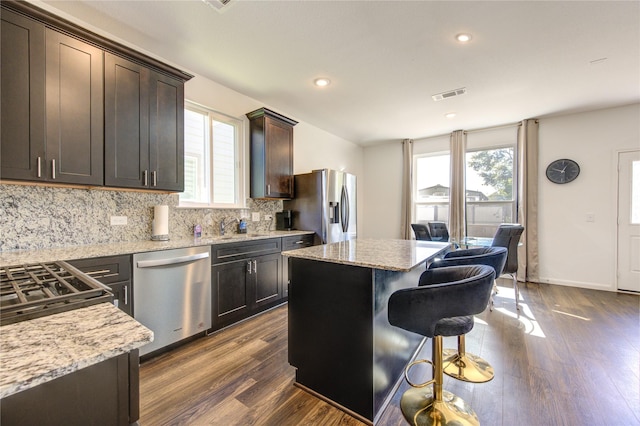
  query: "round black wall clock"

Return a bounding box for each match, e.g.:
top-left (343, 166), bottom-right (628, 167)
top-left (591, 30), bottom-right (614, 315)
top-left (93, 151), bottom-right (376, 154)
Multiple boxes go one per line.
top-left (545, 159), bottom-right (580, 184)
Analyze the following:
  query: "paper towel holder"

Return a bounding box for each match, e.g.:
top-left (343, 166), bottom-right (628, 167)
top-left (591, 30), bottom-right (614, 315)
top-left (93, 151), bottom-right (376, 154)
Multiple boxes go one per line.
top-left (151, 205), bottom-right (170, 241)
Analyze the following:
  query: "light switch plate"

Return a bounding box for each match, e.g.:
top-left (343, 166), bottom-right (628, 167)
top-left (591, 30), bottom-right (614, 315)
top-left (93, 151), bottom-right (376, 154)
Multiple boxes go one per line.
top-left (252, 212), bottom-right (260, 222)
top-left (110, 216), bottom-right (128, 226)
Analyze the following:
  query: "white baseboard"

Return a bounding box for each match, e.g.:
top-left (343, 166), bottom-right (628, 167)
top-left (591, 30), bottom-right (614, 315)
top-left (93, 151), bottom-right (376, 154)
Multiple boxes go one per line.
top-left (535, 276), bottom-right (616, 292)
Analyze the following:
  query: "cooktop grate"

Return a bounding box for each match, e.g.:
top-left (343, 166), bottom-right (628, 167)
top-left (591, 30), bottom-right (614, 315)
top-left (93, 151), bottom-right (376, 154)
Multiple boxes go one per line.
top-left (0, 261), bottom-right (113, 326)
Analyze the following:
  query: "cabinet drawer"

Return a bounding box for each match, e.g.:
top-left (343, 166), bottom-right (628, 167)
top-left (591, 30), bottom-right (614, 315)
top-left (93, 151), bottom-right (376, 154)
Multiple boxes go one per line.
top-left (211, 238), bottom-right (281, 264)
top-left (282, 234), bottom-right (315, 251)
top-left (68, 255), bottom-right (131, 284)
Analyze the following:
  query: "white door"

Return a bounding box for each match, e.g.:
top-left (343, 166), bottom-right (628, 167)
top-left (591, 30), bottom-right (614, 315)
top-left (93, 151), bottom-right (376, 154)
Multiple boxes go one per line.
top-left (617, 150), bottom-right (640, 292)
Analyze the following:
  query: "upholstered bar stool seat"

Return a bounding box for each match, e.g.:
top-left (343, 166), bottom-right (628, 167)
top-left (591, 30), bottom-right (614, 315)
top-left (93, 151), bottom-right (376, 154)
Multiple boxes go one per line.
top-left (389, 265), bottom-right (495, 426)
top-left (429, 247), bottom-right (507, 383)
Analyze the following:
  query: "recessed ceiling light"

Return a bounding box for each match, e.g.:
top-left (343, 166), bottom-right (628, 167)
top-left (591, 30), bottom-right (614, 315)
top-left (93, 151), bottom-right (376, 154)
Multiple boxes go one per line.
top-left (314, 78), bottom-right (331, 87)
top-left (456, 33), bottom-right (472, 43)
top-left (445, 112), bottom-right (457, 119)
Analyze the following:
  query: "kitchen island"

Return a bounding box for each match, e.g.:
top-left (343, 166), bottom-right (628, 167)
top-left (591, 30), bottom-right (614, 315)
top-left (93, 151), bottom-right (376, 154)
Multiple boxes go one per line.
top-left (282, 239), bottom-right (450, 425)
top-left (0, 303), bottom-right (153, 425)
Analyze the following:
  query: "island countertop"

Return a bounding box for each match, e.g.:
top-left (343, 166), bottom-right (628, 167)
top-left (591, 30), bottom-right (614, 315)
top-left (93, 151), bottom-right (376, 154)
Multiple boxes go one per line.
top-left (282, 238), bottom-right (450, 272)
top-left (0, 303), bottom-right (153, 399)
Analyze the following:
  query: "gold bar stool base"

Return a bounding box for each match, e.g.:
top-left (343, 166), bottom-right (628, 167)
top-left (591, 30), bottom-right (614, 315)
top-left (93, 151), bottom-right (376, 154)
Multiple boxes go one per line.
top-left (400, 386), bottom-right (480, 426)
top-left (442, 349), bottom-right (495, 383)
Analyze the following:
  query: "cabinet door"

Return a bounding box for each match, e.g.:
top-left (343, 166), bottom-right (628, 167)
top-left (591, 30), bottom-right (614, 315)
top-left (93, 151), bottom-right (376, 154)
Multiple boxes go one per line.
top-left (211, 260), bottom-right (251, 329)
top-left (264, 116), bottom-right (293, 198)
top-left (253, 253), bottom-right (281, 308)
top-left (1, 9), bottom-right (45, 181)
top-left (104, 53), bottom-right (150, 188)
top-left (45, 29), bottom-right (103, 185)
top-left (149, 71), bottom-right (184, 191)
top-left (109, 281), bottom-right (132, 316)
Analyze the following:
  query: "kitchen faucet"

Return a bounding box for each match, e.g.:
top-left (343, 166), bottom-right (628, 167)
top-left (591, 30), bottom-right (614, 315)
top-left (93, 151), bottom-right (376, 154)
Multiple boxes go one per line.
top-left (219, 218), bottom-right (239, 236)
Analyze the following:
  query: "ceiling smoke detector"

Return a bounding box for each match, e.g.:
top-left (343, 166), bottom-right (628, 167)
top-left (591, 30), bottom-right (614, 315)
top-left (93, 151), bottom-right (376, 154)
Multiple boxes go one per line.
top-left (202, 0), bottom-right (233, 11)
top-left (432, 87), bottom-right (467, 102)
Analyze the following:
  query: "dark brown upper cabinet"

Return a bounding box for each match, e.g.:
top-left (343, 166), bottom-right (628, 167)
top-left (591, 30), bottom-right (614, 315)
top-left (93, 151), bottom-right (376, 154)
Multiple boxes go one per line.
top-left (45, 29), bottom-right (104, 185)
top-left (105, 54), bottom-right (184, 191)
top-left (1, 9), bottom-right (45, 182)
top-left (1, 9), bottom-right (103, 185)
top-left (247, 108), bottom-right (297, 199)
top-left (1, 1), bottom-right (192, 191)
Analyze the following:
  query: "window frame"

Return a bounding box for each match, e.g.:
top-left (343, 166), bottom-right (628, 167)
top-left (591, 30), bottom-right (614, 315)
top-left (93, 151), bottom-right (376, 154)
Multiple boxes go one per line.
top-left (412, 141), bottom-right (517, 238)
top-left (178, 101), bottom-right (246, 209)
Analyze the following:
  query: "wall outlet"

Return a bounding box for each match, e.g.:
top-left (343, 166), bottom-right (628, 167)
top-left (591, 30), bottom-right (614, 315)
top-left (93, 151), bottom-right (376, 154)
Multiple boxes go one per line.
top-left (264, 214), bottom-right (273, 221)
top-left (252, 212), bottom-right (260, 222)
top-left (110, 215), bottom-right (127, 226)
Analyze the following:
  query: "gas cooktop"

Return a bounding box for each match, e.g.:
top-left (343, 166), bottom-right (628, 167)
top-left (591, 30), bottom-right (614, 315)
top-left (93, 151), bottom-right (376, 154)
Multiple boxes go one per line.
top-left (0, 261), bottom-right (113, 326)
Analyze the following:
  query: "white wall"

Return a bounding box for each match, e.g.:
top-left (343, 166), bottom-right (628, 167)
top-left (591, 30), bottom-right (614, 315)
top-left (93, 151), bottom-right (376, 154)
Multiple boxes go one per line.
top-left (537, 103), bottom-right (640, 291)
top-left (362, 103), bottom-right (640, 291)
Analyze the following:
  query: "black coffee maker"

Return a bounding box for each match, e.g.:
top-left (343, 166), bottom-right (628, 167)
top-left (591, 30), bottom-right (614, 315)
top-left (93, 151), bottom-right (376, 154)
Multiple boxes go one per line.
top-left (276, 210), bottom-right (293, 230)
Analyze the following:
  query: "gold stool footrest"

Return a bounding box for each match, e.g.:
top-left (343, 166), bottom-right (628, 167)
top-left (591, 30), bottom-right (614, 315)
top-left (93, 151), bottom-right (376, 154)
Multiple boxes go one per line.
top-left (442, 349), bottom-right (495, 383)
top-left (404, 359), bottom-right (436, 388)
top-left (400, 386), bottom-right (480, 426)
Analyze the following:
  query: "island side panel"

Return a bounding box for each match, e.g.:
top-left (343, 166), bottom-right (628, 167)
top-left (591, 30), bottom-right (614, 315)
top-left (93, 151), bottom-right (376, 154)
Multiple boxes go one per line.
top-left (372, 267), bottom-right (426, 418)
top-left (288, 258), bottom-right (375, 420)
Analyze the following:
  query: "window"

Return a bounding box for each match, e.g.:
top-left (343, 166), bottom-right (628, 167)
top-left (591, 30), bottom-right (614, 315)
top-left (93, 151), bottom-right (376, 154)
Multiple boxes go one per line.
top-left (179, 102), bottom-right (244, 208)
top-left (466, 147), bottom-right (515, 237)
top-left (414, 153), bottom-right (450, 224)
top-left (413, 139), bottom-right (516, 238)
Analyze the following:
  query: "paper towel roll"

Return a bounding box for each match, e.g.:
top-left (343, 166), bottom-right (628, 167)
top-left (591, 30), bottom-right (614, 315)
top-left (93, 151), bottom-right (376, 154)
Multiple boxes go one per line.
top-left (151, 205), bottom-right (169, 240)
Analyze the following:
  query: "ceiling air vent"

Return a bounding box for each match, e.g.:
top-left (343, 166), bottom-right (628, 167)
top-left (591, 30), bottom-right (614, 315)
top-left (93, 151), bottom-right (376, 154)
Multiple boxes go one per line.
top-left (202, 0), bottom-right (233, 11)
top-left (432, 87), bottom-right (467, 102)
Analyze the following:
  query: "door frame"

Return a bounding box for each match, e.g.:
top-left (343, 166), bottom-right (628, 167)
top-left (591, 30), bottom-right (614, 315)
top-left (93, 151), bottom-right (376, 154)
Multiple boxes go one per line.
top-left (615, 148), bottom-right (640, 292)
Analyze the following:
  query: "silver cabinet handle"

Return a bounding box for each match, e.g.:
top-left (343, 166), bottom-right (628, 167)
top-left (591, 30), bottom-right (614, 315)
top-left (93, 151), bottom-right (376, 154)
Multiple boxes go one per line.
top-left (37, 157), bottom-right (42, 178)
top-left (267, 184), bottom-right (271, 195)
top-left (51, 159), bottom-right (56, 179)
top-left (143, 170), bottom-right (148, 186)
top-left (247, 261), bottom-right (252, 274)
top-left (123, 285), bottom-right (128, 305)
top-left (152, 170), bottom-right (157, 187)
top-left (252, 259), bottom-right (257, 274)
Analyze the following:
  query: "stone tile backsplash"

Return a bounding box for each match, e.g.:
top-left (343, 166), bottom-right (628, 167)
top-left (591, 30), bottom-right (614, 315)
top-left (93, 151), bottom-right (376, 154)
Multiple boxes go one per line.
top-left (0, 184), bottom-right (282, 251)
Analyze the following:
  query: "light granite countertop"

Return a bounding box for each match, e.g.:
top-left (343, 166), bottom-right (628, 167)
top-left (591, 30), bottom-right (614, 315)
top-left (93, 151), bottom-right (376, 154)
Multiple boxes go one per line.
top-left (0, 303), bottom-right (153, 399)
top-left (282, 238), bottom-right (451, 272)
top-left (0, 230), bottom-right (314, 267)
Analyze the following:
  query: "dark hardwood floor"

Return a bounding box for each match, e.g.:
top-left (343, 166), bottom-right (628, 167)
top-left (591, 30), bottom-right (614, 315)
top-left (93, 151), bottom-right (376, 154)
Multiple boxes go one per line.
top-left (139, 279), bottom-right (640, 425)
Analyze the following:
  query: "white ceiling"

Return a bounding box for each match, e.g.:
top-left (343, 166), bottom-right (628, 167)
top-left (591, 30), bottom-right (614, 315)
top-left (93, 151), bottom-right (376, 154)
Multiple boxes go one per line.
top-left (37, 0), bottom-right (640, 146)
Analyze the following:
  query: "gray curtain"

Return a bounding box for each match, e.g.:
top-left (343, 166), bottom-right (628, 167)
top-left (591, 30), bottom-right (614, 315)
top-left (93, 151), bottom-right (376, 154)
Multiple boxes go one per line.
top-left (517, 119), bottom-right (539, 282)
top-left (449, 130), bottom-right (466, 243)
top-left (401, 139), bottom-right (413, 239)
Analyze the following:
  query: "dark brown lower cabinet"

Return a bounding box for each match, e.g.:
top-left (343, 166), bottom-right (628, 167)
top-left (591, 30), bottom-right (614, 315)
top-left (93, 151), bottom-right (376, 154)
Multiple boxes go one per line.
top-left (1, 351), bottom-right (138, 426)
top-left (68, 255), bottom-right (133, 316)
top-left (211, 239), bottom-right (283, 331)
top-left (211, 252), bottom-right (281, 331)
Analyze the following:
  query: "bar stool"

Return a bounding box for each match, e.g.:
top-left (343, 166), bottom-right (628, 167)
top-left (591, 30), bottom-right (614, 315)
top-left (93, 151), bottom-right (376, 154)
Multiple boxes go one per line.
top-left (388, 265), bottom-right (495, 426)
top-left (429, 247), bottom-right (507, 383)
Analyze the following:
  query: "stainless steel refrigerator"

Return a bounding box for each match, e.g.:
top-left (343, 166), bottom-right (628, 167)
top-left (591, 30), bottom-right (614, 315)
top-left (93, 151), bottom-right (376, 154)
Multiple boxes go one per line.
top-left (284, 169), bottom-right (357, 244)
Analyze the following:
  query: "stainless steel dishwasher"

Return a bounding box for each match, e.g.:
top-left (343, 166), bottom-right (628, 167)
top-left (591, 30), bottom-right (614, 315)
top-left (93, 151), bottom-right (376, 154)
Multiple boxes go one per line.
top-left (133, 246), bottom-right (211, 356)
